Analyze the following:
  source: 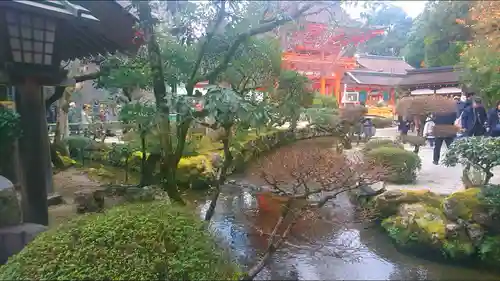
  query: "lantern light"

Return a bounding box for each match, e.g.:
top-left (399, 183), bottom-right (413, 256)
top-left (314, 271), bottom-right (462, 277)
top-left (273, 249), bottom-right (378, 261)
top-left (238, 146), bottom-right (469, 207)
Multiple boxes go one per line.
top-left (6, 11), bottom-right (56, 66)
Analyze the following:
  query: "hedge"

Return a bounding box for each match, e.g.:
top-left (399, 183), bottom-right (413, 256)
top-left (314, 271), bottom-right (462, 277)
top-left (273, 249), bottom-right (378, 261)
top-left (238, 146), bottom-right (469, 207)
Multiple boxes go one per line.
top-left (0, 202), bottom-right (238, 280)
top-left (366, 146), bottom-right (421, 184)
top-left (68, 127), bottom-right (337, 189)
top-left (362, 138), bottom-right (404, 154)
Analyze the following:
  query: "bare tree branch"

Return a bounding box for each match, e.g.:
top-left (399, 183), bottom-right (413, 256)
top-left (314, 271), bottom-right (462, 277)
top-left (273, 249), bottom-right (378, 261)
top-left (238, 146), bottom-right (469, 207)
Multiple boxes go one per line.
top-left (187, 0), bottom-right (227, 92)
top-left (240, 142), bottom-right (387, 280)
top-left (201, 3), bottom-right (316, 84)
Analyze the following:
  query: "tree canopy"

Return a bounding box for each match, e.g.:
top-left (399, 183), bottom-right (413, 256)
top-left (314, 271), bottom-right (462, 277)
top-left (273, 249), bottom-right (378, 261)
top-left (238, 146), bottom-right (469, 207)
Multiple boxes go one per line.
top-left (401, 1), bottom-right (471, 68)
top-left (358, 3), bottom-right (413, 57)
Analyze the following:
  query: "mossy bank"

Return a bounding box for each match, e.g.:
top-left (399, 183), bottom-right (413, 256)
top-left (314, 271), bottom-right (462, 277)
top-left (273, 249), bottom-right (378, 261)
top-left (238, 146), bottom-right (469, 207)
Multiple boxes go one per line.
top-left (364, 187), bottom-right (500, 268)
top-left (0, 202), bottom-right (239, 280)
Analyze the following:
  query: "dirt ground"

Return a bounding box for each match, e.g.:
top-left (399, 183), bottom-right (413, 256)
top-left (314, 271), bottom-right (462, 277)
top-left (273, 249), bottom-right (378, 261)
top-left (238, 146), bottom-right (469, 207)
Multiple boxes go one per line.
top-left (49, 168), bottom-right (103, 227)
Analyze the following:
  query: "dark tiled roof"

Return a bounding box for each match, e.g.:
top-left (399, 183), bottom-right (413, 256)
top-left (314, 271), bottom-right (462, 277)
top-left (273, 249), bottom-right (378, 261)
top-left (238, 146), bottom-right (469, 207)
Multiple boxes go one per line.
top-left (356, 54), bottom-right (414, 74)
top-left (398, 66), bottom-right (462, 86)
top-left (342, 70), bottom-right (405, 86)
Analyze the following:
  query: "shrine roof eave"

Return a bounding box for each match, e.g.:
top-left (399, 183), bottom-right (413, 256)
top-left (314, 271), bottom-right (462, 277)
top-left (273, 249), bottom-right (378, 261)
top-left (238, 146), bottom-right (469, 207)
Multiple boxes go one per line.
top-left (1, 1), bottom-right (138, 61)
top-left (397, 82), bottom-right (462, 90)
top-left (72, 1), bottom-right (139, 54)
top-left (342, 70), bottom-right (405, 86)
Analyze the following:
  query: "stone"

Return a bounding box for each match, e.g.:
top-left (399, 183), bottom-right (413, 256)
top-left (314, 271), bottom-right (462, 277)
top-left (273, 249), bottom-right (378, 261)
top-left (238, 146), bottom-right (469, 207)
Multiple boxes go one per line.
top-left (123, 187), bottom-right (155, 203)
top-left (445, 223), bottom-right (461, 239)
top-left (358, 181), bottom-right (386, 197)
top-left (374, 189), bottom-right (442, 218)
top-left (465, 223), bottom-right (484, 246)
top-left (442, 188), bottom-right (482, 221)
top-left (382, 203), bottom-right (447, 250)
top-left (0, 176), bottom-right (21, 228)
top-left (0, 223), bottom-right (47, 265)
top-left (74, 189), bottom-right (105, 214)
top-left (472, 211), bottom-right (500, 233)
top-left (47, 193), bottom-right (64, 206)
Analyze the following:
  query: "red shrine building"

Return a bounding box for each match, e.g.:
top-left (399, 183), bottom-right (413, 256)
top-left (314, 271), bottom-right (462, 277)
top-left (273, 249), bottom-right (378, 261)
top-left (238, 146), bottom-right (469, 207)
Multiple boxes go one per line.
top-left (277, 2), bottom-right (415, 117)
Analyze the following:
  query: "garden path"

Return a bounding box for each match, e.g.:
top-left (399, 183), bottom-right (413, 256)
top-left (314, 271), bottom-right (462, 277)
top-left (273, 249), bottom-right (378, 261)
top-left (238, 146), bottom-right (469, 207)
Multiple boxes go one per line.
top-left (370, 127), bottom-right (500, 195)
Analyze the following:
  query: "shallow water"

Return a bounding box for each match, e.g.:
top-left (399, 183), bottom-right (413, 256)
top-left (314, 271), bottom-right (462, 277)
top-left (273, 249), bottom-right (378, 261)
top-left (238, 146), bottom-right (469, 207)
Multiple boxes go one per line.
top-left (190, 185), bottom-right (500, 280)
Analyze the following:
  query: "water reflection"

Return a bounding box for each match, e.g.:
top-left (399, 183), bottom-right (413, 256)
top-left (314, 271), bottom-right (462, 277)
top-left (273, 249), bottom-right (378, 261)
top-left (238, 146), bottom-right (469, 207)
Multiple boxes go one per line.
top-left (194, 184), bottom-right (500, 280)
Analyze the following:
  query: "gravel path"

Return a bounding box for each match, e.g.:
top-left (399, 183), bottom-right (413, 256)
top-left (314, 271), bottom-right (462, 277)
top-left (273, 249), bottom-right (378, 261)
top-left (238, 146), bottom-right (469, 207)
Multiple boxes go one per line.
top-left (370, 127), bottom-right (500, 195)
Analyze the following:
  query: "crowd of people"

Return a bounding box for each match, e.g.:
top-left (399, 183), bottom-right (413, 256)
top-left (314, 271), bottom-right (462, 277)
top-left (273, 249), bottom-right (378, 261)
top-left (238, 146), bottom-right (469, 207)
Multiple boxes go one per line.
top-left (398, 93), bottom-right (500, 165)
top-left (46, 100), bottom-right (119, 138)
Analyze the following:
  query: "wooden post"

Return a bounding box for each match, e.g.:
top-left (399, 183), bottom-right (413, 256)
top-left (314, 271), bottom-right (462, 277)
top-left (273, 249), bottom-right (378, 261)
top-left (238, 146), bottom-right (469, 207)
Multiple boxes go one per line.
top-left (390, 88), bottom-right (396, 106)
top-left (334, 72), bottom-right (342, 104)
top-left (320, 77), bottom-right (326, 96)
top-left (16, 78), bottom-right (50, 226)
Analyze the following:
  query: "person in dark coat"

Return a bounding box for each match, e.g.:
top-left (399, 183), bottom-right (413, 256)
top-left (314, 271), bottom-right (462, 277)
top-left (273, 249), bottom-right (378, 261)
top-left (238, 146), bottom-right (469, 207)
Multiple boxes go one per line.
top-left (456, 93), bottom-right (474, 118)
top-left (461, 96), bottom-right (487, 137)
top-left (397, 115), bottom-right (409, 135)
top-left (432, 111), bottom-right (457, 165)
top-left (487, 100), bottom-right (500, 137)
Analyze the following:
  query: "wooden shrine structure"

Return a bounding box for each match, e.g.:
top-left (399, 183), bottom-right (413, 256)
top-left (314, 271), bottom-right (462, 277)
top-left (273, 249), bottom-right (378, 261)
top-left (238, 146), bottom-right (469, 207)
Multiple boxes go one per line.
top-left (0, 0), bottom-right (136, 225)
top-left (277, 2), bottom-right (385, 104)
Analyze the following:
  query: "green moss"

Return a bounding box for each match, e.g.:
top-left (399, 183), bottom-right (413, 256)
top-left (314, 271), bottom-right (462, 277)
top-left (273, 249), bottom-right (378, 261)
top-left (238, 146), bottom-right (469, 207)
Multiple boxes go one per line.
top-left (443, 188), bottom-right (482, 220)
top-left (442, 239), bottom-right (475, 260)
top-left (0, 202), bottom-right (238, 280)
top-left (374, 189), bottom-right (443, 218)
top-left (382, 203), bottom-right (447, 250)
top-left (479, 235), bottom-right (500, 265)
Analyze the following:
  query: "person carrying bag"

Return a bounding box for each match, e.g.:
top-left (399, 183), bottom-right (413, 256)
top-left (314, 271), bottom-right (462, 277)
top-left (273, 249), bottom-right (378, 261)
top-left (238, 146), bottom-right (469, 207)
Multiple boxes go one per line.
top-left (487, 100), bottom-right (500, 137)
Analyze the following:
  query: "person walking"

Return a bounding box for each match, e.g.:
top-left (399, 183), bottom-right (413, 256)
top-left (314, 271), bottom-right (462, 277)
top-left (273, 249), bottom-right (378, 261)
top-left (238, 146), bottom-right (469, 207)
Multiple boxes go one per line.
top-left (432, 111), bottom-right (456, 165)
top-left (487, 100), bottom-right (500, 137)
top-left (461, 96), bottom-right (487, 137)
top-left (362, 117), bottom-right (374, 141)
top-left (457, 92), bottom-right (474, 118)
top-left (423, 115), bottom-right (435, 147)
top-left (398, 115), bottom-right (410, 136)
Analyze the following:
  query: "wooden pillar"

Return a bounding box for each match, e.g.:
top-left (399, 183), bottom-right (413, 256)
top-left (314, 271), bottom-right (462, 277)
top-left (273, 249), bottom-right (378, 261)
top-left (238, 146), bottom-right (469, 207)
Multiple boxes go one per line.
top-left (320, 77), bottom-right (326, 96)
top-left (334, 72), bottom-right (342, 104)
top-left (389, 88), bottom-right (396, 106)
top-left (16, 78), bottom-right (50, 226)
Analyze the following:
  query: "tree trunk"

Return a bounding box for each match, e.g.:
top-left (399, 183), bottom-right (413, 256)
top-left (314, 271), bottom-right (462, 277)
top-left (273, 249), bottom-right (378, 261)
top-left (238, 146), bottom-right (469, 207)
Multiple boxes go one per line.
top-left (137, 1), bottom-right (183, 204)
top-left (53, 88), bottom-right (72, 156)
top-left (204, 126), bottom-right (232, 222)
top-left (142, 153), bottom-right (160, 186)
top-left (139, 130), bottom-right (147, 187)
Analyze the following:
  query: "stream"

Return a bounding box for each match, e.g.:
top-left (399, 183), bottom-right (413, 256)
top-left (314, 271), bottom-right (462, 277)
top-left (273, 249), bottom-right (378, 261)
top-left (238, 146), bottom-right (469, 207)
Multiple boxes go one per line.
top-left (187, 139), bottom-right (500, 280)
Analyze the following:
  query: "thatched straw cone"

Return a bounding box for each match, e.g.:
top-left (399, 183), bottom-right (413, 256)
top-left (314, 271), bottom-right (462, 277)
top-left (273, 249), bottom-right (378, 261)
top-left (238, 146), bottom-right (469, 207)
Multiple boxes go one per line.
top-left (340, 105), bottom-right (368, 124)
top-left (396, 96), bottom-right (457, 118)
top-left (433, 124), bottom-right (459, 138)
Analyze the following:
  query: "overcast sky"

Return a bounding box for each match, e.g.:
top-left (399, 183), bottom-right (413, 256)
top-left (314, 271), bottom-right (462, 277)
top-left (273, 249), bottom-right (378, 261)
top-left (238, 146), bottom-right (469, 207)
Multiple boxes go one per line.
top-left (344, 1), bottom-right (427, 19)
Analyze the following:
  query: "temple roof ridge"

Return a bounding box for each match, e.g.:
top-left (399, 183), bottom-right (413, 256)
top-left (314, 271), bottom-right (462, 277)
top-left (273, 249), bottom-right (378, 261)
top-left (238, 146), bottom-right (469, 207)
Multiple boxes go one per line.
top-left (355, 54), bottom-right (406, 61)
top-left (348, 69), bottom-right (407, 77)
top-left (406, 65), bottom-right (461, 74)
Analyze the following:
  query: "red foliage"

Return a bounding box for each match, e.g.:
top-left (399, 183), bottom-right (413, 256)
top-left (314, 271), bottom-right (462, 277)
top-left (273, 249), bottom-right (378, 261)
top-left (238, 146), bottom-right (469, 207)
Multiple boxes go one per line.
top-left (132, 29), bottom-right (145, 45)
top-left (248, 143), bottom-right (386, 201)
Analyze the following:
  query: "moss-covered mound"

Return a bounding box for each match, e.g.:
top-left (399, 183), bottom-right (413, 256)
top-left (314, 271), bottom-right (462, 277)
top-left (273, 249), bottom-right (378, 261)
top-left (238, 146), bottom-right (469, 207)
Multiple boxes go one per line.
top-left (373, 189), bottom-right (442, 217)
top-left (362, 138), bottom-right (404, 154)
top-left (376, 188), bottom-right (497, 262)
top-left (382, 203), bottom-right (447, 249)
top-left (381, 202), bottom-right (476, 260)
top-left (366, 147), bottom-right (421, 184)
top-left (442, 188), bottom-right (482, 221)
top-left (0, 202), bottom-right (237, 280)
